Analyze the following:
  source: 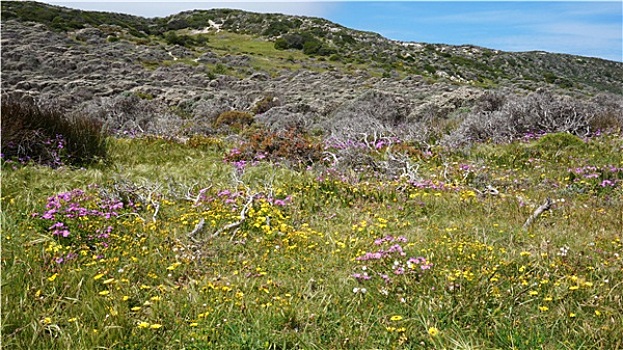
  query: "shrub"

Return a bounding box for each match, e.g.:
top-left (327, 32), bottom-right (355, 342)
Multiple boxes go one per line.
top-left (275, 33), bottom-right (306, 50)
top-left (328, 54), bottom-right (342, 62)
top-left (303, 40), bottom-right (322, 55)
top-left (77, 94), bottom-right (185, 137)
top-left (226, 126), bottom-right (323, 167)
top-left (186, 135), bottom-right (224, 151)
top-left (252, 95), bottom-right (280, 115)
top-left (588, 94), bottom-right (623, 132)
top-left (535, 132), bottom-right (586, 151)
top-left (1, 95), bottom-right (107, 167)
top-left (325, 90), bottom-right (410, 136)
top-left (213, 63), bottom-right (227, 75)
top-left (274, 31), bottom-right (334, 56)
top-left (262, 19), bottom-right (301, 37)
top-left (164, 31), bottom-right (206, 47)
top-left (213, 110), bottom-right (254, 133)
top-left (443, 89), bottom-right (621, 147)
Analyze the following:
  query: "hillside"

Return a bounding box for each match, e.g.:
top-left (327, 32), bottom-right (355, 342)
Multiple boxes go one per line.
top-left (3, 1), bottom-right (622, 95)
top-left (2, 2), bottom-right (622, 143)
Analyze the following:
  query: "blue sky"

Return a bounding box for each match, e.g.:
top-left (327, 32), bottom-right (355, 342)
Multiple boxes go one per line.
top-left (45, 1), bottom-right (623, 61)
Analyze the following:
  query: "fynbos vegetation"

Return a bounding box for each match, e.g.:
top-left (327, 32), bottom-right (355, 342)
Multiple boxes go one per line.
top-left (2, 1), bottom-right (622, 349)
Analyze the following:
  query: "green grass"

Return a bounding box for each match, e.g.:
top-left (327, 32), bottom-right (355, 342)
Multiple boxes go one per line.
top-left (154, 30), bottom-right (394, 78)
top-left (2, 133), bottom-right (622, 349)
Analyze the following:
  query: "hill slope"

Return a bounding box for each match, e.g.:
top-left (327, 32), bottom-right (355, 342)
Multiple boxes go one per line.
top-left (1, 1), bottom-right (622, 142)
top-left (3, 1), bottom-right (622, 93)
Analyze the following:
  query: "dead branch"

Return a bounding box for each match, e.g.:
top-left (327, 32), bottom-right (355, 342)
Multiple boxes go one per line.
top-left (151, 201), bottom-right (160, 222)
top-left (523, 198), bottom-right (552, 229)
top-left (187, 218), bottom-right (206, 243)
top-left (184, 185), bottom-right (212, 205)
top-left (386, 150), bottom-right (420, 182)
top-left (323, 151), bottom-right (339, 165)
top-left (211, 192), bottom-right (258, 239)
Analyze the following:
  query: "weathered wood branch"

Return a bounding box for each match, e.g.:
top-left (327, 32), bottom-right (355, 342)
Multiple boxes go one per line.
top-left (523, 198), bottom-right (552, 229)
top-left (187, 218), bottom-right (206, 243)
top-left (211, 192), bottom-right (258, 239)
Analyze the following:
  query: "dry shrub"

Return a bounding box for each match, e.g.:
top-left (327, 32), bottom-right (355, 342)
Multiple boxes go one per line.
top-left (214, 110), bottom-right (254, 133)
top-left (226, 126), bottom-right (323, 167)
top-left (443, 89), bottom-right (623, 148)
top-left (252, 94), bottom-right (280, 115)
top-left (1, 95), bottom-right (107, 167)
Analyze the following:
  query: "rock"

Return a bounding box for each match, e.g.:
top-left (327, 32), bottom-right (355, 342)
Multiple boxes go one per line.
top-left (74, 27), bottom-right (105, 43)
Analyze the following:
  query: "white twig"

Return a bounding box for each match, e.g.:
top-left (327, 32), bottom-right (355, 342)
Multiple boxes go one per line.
top-left (185, 185), bottom-right (212, 205)
top-left (211, 192), bottom-right (257, 239)
top-left (151, 201), bottom-right (160, 222)
top-left (523, 198), bottom-right (552, 229)
top-left (187, 218), bottom-right (206, 243)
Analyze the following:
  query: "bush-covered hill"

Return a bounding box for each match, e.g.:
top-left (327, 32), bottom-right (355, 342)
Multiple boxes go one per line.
top-left (2, 1), bottom-right (622, 145)
top-left (3, 1), bottom-right (622, 94)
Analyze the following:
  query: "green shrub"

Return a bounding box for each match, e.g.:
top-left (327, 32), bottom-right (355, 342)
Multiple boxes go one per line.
top-left (213, 63), bottom-right (227, 75)
top-left (1, 96), bottom-right (107, 167)
top-left (274, 31), bottom-right (334, 55)
top-left (328, 54), bottom-right (342, 62)
top-left (164, 31), bottom-right (206, 47)
top-left (262, 19), bottom-right (301, 37)
top-left (303, 40), bottom-right (322, 55)
top-left (535, 132), bottom-right (586, 150)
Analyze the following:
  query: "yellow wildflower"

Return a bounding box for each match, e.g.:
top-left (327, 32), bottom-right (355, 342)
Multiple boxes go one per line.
top-left (167, 262), bottom-right (182, 271)
top-left (428, 327), bottom-right (440, 336)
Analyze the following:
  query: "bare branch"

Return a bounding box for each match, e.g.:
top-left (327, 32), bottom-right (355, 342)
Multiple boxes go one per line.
top-left (211, 192), bottom-right (258, 239)
top-left (187, 218), bottom-right (206, 243)
top-left (523, 198), bottom-right (552, 229)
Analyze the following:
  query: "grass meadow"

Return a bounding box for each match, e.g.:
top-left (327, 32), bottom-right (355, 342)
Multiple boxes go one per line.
top-left (2, 132), bottom-right (622, 349)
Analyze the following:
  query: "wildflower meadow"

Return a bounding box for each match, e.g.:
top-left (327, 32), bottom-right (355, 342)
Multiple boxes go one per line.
top-left (2, 130), bottom-right (622, 349)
